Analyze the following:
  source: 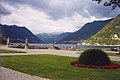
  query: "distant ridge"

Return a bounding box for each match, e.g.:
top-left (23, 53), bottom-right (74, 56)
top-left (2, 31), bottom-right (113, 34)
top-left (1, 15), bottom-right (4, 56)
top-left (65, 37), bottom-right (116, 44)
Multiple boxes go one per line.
top-left (85, 14), bottom-right (120, 45)
top-left (0, 24), bottom-right (43, 44)
top-left (60, 18), bottom-right (113, 43)
top-left (36, 32), bottom-right (70, 43)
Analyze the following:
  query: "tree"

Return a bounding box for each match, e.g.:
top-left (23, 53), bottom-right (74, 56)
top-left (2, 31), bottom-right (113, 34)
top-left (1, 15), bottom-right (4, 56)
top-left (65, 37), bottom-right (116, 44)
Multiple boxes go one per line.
top-left (92, 0), bottom-right (120, 10)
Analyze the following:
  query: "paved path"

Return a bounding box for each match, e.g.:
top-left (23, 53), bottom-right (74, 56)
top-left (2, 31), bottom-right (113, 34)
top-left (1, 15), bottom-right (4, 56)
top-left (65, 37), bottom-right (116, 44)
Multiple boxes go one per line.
top-left (0, 46), bottom-right (80, 57)
top-left (0, 67), bottom-right (50, 80)
top-left (0, 46), bottom-right (120, 61)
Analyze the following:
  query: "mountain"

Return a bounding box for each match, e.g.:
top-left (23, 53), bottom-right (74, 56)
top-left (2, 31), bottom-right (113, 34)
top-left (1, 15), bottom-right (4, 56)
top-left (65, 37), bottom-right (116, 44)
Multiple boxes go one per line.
top-left (56, 32), bottom-right (70, 43)
top-left (60, 19), bottom-right (113, 43)
top-left (36, 32), bottom-right (70, 43)
top-left (36, 33), bottom-right (58, 43)
top-left (84, 14), bottom-right (120, 45)
top-left (0, 24), bottom-right (43, 44)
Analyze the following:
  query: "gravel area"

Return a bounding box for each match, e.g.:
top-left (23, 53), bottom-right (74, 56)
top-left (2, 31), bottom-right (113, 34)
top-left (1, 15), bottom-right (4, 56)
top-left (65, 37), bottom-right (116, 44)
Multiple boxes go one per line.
top-left (0, 67), bottom-right (50, 80)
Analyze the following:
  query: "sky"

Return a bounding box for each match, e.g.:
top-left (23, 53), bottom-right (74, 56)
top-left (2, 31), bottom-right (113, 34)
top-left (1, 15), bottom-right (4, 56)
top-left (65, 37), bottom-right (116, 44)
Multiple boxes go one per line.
top-left (0, 0), bottom-right (120, 34)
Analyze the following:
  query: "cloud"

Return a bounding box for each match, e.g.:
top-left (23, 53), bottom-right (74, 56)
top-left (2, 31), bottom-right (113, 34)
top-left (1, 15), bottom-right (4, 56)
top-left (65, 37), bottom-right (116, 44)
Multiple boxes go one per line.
top-left (0, 4), bottom-right (93, 33)
top-left (0, 0), bottom-right (119, 33)
top-left (0, 2), bottom-right (11, 16)
top-left (2, 0), bottom-right (119, 19)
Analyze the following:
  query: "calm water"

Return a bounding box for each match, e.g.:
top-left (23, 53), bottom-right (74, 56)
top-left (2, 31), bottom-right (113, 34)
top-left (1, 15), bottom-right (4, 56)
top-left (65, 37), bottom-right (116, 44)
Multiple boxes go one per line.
top-left (28, 43), bottom-right (120, 49)
top-left (11, 43), bottom-right (120, 49)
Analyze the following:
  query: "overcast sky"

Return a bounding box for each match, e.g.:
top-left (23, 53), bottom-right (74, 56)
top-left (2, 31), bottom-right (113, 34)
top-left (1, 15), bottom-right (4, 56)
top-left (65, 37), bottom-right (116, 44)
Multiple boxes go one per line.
top-left (0, 0), bottom-right (120, 34)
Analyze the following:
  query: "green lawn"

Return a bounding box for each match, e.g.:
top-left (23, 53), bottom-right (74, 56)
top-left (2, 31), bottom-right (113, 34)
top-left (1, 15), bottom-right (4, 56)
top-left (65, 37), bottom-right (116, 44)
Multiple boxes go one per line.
top-left (0, 49), bottom-right (26, 53)
top-left (0, 54), bottom-right (120, 80)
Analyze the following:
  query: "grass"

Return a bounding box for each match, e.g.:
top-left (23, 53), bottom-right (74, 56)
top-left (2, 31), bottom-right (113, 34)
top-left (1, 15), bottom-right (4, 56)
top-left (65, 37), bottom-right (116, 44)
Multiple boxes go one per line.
top-left (0, 54), bottom-right (120, 80)
top-left (106, 52), bottom-right (120, 56)
top-left (0, 49), bottom-right (26, 53)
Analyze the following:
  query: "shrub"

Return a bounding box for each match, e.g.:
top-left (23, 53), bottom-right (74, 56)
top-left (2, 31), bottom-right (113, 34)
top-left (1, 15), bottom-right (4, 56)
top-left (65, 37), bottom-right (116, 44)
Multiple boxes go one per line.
top-left (78, 49), bottom-right (111, 66)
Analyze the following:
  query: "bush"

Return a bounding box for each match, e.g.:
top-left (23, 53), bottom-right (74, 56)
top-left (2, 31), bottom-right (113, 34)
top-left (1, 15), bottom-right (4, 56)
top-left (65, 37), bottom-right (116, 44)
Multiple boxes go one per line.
top-left (78, 49), bottom-right (111, 66)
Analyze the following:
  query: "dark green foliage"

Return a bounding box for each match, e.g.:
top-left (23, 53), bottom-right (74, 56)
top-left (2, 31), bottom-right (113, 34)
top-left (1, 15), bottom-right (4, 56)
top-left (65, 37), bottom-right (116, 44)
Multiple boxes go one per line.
top-left (93, 0), bottom-right (120, 10)
top-left (78, 49), bottom-right (111, 66)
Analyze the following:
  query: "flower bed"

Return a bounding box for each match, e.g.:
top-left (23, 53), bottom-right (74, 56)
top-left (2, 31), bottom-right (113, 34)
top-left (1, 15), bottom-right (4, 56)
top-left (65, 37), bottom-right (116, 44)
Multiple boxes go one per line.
top-left (70, 61), bottom-right (120, 69)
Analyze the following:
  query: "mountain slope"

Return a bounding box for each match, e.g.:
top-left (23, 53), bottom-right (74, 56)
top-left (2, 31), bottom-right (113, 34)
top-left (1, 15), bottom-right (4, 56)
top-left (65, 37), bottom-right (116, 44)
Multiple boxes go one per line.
top-left (56, 32), bottom-right (70, 43)
top-left (36, 32), bottom-right (70, 43)
top-left (85, 14), bottom-right (120, 45)
top-left (36, 33), bottom-right (58, 43)
top-left (60, 19), bottom-right (113, 43)
top-left (0, 24), bottom-right (43, 44)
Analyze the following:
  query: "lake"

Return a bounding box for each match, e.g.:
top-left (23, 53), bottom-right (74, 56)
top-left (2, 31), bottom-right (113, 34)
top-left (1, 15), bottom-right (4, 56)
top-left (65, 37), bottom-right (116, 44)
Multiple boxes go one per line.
top-left (10, 43), bottom-right (120, 49)
top-left (28, 43), bottom-right (120, 49)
